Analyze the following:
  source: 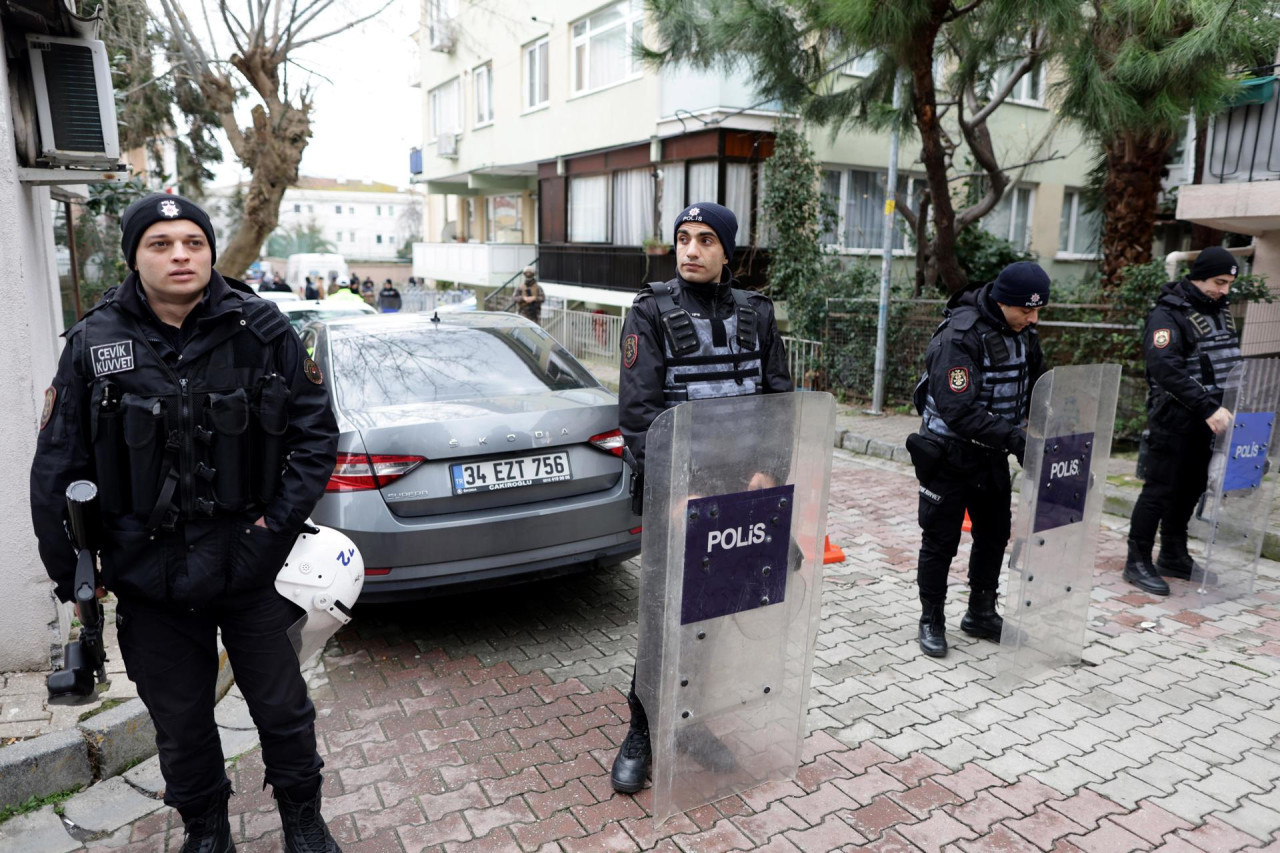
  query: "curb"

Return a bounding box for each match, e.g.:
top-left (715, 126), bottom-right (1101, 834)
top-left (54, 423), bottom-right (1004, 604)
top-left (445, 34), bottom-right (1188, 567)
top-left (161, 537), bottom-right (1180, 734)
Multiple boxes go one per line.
top-left (0, 640), bottom-right (234, 813)
top-left (833, 428), bottom-right (1280, 562)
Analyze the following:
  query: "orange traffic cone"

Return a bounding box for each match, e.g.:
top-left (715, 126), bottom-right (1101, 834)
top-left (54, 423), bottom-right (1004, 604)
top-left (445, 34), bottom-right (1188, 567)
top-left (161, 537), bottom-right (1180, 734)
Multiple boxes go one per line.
top-left (962, 510), bottom-right (973, 532)
top-left (823, 536), bottom-right (846, 565)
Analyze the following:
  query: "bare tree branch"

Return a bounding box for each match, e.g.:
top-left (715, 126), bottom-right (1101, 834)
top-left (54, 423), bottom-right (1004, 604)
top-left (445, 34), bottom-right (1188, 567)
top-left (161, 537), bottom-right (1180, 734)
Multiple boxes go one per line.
top-left (962, 28), bottom-right (1047, 128)
top-left (293, 0), bottom-right (395, 49)
top-left (948, 154), bottom-right (1064, 181)
top-left (945, 0), bottom-right (987, 21)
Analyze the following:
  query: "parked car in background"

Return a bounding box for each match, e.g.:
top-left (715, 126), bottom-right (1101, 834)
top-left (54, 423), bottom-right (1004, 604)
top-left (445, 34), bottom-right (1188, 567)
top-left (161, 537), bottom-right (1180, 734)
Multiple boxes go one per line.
top-left (277, 298), bottom-right (376, 333)
top-left (257, 290), bottom-right (300, 304)
top-left (301, 312), bottom-right (640, 599)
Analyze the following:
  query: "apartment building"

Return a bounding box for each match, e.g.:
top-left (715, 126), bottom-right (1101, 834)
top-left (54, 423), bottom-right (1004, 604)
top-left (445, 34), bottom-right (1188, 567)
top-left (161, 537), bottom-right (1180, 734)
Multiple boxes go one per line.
top-left (409, 0), bottom-right (1102, 303)
top-left (208, 176), bottom-right (419, 264)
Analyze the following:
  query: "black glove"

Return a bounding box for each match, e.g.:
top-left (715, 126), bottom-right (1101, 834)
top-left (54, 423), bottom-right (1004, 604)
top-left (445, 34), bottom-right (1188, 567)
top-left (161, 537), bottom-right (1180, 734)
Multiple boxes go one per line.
top-left (1008, 430), bottom-right (1027, 466)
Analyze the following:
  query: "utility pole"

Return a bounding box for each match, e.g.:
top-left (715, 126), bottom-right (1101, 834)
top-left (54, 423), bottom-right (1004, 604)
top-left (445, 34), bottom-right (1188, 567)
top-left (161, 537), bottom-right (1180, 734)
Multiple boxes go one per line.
top-left (869, 71), bottom-right (903, 416)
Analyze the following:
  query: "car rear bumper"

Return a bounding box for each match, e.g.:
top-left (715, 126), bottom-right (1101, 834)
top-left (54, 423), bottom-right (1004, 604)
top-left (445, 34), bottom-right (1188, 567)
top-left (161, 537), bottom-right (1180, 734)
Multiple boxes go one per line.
top-left (356, 530), bottom-right (640, 600)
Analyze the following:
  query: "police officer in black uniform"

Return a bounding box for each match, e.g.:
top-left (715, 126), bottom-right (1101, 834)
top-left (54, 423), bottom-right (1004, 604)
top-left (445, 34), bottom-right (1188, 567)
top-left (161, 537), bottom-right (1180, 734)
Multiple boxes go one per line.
top-left (908, 262), bottom-right (1049, 658)
top-left (610, 202), bottom-right (793, 794)
top-left (1125, 247), bottom-right (1241, 596)
top-left (30, 194), bottom-right (341, 853)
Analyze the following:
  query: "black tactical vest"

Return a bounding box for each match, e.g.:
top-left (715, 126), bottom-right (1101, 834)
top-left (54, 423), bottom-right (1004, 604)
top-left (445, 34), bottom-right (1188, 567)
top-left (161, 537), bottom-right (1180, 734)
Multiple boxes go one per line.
top-left (650, 280), bottom-right (762, 408)
top-left (1183, 308), bottom-right (1242, 395)
top-left (80, 285), bottom-right (293, 530)
top-left (920, 311), bottom-right (1032, 445)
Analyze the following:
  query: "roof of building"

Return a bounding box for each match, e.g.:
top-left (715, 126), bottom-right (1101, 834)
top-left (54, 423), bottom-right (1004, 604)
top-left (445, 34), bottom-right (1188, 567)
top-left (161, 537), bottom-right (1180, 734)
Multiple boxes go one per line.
top-left (211, 176), bottom-right (409, 195)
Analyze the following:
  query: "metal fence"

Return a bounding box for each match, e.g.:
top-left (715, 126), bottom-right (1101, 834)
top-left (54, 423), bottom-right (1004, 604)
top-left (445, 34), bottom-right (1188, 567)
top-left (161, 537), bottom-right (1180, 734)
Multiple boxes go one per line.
top-left (822, 298), bottom-right (1150, 431)
top-left (785, 336), bottom-right (823, 390)
top-left (400, 287), bottom-right (474, 314)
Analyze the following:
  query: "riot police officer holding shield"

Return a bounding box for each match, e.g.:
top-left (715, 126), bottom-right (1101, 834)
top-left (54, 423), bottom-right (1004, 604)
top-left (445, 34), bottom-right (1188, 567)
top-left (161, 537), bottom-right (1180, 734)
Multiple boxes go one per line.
top-left (1125, 247), bottom-right (1241, 595)
top-left (611, 202), bottom-right (793, 794)
top-left (908, 262), bottom-right (1049, 658)
top-left (30, 194), bottom-right (341, 853)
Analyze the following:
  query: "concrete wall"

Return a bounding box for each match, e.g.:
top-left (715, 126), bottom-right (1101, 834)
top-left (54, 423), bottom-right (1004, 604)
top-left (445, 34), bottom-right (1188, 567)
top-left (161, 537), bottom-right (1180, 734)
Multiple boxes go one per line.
top-left (0, 15), bottom-right (70, 671)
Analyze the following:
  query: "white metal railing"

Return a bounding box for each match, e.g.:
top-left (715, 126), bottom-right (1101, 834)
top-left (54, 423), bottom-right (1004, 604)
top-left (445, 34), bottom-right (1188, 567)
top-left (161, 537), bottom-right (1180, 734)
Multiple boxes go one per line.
top-left (782, 336), bottom-right (822, 390)
top-left (541, 307), bottom-right (625, 366)
top-left (400, 286), bottom-right (474, 314)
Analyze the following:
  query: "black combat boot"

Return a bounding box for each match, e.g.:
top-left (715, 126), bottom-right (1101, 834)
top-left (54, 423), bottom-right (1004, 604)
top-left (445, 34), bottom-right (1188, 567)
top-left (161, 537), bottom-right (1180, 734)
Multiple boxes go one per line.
top-left (179, 790), bottom-right (235, 853)
top-left (1157, 534), bottom-right (1216, 583)
top-left (276, 786), bottom-right (340, 853)
top-left (918, 597), bottom-right (947, 658)
top-left (960, 588), bottom-right (1004, 641)
top-left (610, 720), bottom-right (651, 794)
top-left (1123, 538), bottom-right (1170, 596)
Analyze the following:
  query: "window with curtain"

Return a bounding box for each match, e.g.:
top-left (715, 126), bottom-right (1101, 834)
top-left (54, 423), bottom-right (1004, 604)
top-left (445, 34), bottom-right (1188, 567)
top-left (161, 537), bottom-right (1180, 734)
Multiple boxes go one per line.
top-left (612, 168), bottom-right (655, 245)
top-left (571, 0), bottom-right (644, 95)
top-left (486, 195), bottom-right (522, 242)
top-left (982, 185), bottom-right (1033, 250)
top-left (819, 170), bottom-right (841, 245)
top-left (659, 162), bottom-right (685, 236)
top-left (1058, 189), bottom-right (1101, 257)
top-left (687, 161), bottom-right (718, 206)
top-left (474, 63), bottom-right (493, 125)
top-left (839, 169), bottom-right (917, 251)
top-left (569, 175), bottom-right (609, 242)
top-left (724, 163), bottom-right (752, 246)
top-left (756, 163), bottom-right (775, 247)
top-left (429, 77), bottom-right (461, 136)
top-left (524, 38), bottom-right (549, 110)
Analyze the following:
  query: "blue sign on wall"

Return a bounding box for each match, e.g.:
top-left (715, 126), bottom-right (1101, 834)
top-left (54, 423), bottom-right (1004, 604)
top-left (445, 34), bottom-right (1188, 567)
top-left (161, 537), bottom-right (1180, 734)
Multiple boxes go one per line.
top-left (681, 485), bottom-right (794, 626)
top-left (1033, 432), bottom-right (1095, 533)
top-left (1223, 411), bottom-right (1274, 492)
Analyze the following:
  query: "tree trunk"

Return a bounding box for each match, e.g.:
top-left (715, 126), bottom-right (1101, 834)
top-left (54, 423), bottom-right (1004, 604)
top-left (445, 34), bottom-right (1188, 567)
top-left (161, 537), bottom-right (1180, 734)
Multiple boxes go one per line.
top-left (215, 102), bottom-right (311, 278)
top-left (1101, 131), bottom-right (1175, 289)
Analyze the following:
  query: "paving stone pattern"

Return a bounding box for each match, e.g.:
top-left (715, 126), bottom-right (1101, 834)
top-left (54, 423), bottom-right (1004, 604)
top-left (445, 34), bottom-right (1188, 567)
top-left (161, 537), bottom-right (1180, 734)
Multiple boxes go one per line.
top-left (72, 452), bottom-right (1280, 851)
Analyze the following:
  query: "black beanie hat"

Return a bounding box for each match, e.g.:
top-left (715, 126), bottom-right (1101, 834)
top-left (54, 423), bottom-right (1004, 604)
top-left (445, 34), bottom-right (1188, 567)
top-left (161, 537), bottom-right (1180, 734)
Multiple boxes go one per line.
top-left (1190, 246), bottom-right (1239, 281)
top-left (674, 202), bottom-right (737, 261)
top-left (990, 261), bottom-right (1051, 309)
top-left (120, 193), bottom-right (217, 270)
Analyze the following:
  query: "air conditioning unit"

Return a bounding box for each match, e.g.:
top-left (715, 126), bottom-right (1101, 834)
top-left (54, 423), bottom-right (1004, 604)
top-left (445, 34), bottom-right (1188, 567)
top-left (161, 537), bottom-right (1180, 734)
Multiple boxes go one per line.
top-left (429, 19), bottom-right (456, 53)
top-left (25, 34), bottom-right (120, 169)
top-left (437, 133), bottom-right (459, 159)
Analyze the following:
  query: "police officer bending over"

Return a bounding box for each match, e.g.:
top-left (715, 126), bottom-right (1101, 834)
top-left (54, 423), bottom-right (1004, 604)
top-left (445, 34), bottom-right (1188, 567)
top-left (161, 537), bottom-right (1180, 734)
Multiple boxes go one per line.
top-left (611, 202), bottom-right (792, 794)
top-left (30, 195), bottom-right (341, 853)
top-left (908, 262), bottom-right (1049, 658)
top-left (1125, 247), bottom-right (1240, 596)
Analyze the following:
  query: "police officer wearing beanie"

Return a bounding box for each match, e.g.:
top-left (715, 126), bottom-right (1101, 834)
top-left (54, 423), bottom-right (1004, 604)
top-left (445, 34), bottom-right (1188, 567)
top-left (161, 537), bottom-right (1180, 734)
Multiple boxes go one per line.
top-left (609, 202), bottom-right (793, 794)
top-left (908, 262), bottom-right (1049, 658)
top-left (30, 194), bottom-right (342, 853)
top-left (1124, 247), bottom-right (1241, 596)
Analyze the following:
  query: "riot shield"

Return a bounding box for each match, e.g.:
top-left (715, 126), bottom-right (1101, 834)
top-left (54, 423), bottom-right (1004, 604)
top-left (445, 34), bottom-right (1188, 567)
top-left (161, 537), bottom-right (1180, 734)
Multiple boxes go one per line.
top-left (1196, 362), bottom-right (1280, 605)
top-left (634, 392), bottom-right (835, 825)
top-left (999, 364), bottom-right (1121, 677)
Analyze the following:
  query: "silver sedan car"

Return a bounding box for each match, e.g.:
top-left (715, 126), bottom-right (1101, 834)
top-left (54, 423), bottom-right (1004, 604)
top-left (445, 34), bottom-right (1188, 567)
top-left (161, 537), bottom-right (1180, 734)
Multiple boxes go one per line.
top-left (300, 312), bottom-right (640, 600)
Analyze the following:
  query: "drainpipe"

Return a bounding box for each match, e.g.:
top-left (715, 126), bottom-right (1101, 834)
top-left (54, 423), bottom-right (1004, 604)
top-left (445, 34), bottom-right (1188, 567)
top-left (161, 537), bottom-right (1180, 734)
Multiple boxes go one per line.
top-left (1165, 244), bottom-right (1254, 280)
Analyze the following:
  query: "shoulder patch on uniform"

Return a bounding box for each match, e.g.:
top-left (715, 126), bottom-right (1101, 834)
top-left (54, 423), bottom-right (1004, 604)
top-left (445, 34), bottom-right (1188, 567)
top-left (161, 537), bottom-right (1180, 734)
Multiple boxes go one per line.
top-left (89, 341), bottom-right (134, 377)
top-left (622, 334), bottom-right (639, 369)
top-left (1152, 328), bottom-right (1171, 349)
top-left (245, 301), bottom-right (290, 342)
top-left (39, 386), bottom-right (56, 430)
top-left (303, 357), bottom-right (324, 385)
top-left (948, 366), bottom-right (970, 393)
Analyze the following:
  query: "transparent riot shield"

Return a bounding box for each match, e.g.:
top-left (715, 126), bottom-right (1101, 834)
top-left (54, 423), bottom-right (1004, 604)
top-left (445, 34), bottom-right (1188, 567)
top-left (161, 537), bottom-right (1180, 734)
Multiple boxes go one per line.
top-left (999, 364), bottom-right (1121, 677)
top-left (634, 392), bottom-right (835, 825)
top-left (1196, 362), bottom-right (1280, 605)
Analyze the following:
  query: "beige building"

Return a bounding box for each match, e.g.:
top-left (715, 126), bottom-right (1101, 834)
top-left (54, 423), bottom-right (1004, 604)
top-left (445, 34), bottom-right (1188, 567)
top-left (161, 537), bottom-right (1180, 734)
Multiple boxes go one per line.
top-left (409, 1), bottom-right (1101, 304)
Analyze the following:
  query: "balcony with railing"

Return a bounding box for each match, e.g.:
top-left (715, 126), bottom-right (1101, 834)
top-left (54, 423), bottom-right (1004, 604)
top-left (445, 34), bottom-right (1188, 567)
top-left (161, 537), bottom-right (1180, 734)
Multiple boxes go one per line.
top-left (1178, 69), bottom-right (1280, 235)
top-left (537, 245), bottom-right (772, 293)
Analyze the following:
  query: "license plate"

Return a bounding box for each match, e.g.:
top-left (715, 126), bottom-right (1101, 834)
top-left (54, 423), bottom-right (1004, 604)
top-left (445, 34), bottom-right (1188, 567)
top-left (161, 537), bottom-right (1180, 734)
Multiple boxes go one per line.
top-left (450, 451), bottom-right (572, 495)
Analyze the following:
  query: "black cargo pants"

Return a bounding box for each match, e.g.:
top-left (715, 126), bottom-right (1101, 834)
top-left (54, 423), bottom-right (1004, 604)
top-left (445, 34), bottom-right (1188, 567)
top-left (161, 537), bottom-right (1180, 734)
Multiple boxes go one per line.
top-left (116, 585), bottom-right (323, 820)
top-left (1130, 430), bottom-right (1214, 545)
top-left (916, 444), bottom-right (1013, 602)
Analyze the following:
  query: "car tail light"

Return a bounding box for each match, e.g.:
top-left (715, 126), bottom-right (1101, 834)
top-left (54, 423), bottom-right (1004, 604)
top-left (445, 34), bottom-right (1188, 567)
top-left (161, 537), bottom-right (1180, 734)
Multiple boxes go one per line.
top-left (326, 453), bottom-right (425, 492)
top-left (365, 568), bottom-right (392, 576)
top-left (589, 428), bottom-right (626, 457)
top-left (629, 526), bottom-right (642, 535)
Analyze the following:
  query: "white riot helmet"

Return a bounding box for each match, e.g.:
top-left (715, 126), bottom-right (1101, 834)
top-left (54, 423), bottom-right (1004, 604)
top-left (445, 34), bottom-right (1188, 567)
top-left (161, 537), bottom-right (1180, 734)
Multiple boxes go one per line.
top-left (275, 524), bottom-right (364, 663)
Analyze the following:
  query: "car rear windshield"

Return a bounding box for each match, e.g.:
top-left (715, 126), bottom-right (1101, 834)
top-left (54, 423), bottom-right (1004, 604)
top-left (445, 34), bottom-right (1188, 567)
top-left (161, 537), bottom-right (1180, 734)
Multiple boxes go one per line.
top-left (330, 324), bottom-right (599, 408)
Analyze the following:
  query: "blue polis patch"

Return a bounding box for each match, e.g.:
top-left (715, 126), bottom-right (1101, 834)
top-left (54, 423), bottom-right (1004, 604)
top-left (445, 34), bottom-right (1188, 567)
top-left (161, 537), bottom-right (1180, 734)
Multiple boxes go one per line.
top-left (1223, 411), bottom-right (1275, 493)
top-left (1033, 432), bottom-right (1094, 533)
top-left (681, 484), bottom-right (794, 626)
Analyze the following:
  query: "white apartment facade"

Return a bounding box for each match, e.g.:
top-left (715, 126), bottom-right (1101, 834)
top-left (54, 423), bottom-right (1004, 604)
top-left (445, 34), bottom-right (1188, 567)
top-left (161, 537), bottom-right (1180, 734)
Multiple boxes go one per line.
top-left (208, 176), bottom-right (420, 265)
top-left (410, 0), bottom-right (1103, 301)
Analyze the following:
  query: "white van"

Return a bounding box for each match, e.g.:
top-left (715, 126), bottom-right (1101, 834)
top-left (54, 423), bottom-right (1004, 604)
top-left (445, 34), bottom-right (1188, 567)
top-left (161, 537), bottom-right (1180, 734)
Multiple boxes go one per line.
top-left (285, 253), bottom-right (349, 294)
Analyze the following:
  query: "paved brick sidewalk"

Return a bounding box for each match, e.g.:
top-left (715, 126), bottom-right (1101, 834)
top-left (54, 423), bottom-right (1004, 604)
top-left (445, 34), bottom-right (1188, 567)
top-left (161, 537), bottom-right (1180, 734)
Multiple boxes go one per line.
top-left (77, 451), bottom-right (1280, 852)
